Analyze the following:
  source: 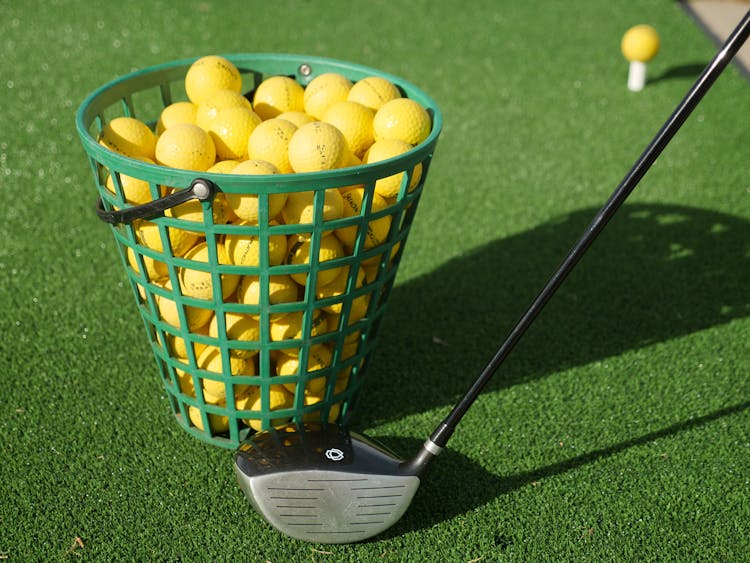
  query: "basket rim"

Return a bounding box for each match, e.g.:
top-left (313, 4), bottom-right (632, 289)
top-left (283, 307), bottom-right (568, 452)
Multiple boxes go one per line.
top-left (75, 52), bottom-right (443, 193)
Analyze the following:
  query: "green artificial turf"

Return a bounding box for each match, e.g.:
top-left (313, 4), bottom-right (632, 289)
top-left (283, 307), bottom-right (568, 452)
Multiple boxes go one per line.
top-left (2, 0), bottom-right (749, 560)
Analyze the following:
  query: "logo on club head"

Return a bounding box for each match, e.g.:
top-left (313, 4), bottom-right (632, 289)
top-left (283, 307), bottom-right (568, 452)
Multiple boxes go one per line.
top-left (324, 448), bottom-right (345, 462)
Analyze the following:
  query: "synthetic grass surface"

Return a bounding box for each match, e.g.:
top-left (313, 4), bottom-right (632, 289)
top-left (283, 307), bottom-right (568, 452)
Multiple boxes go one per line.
top-left (2, 0), bottom-right (749, 560)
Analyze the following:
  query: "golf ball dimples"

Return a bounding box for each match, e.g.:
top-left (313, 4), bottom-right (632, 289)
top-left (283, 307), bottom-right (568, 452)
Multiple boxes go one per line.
top-left (179, 242), bottom-right (240, 300)
top-left (269, 309), bottom-right (328, 354)
top-left (315, 267), bottom-right (370, 326)
top-left (347, 76), bottom-right (402, 111)
top-left (133, 220), bottom-right (198, 258)
top-left (155, 123), bottom-right (216, 171)
top-left (365, 139), bottom-right (423, 199)
top-left (198, 345), bottom-right (253, 404)
top-left (156, 101), bottom-right (198, 135)
top-left (285, 234), bottom-right (346, 287)
top-left (98, 116), bottom-right (156, 159)
top-left (185, 55), bottom-right (243, 105)
top-left (209, 312), bottom-right (261, 359)
top-left (224, 222), bottom-right (288, 267)
top-left (322, 101), bottom-right (375, 158)
top-left (246, 118), bottom-right (298, 174)
top-left (277, 344), bottom-right (332, 395)
top-left (281, 189), bottom-right (344, 227)
top-left (207, 106), bottom-right (262, 161)
top-left (224, 159), bottom-right (287, 223)
top-left (239, 385), bottom-right (294, 431)
top-left (303, 72), bottom-right (353, 119)
top-left (335, 187), bottom-right (392, 250)
top-left (154, 279), bottom-right (213, 331)
top-left (287, 121), bottom-right (349, 173)
top-left (276, 111), bottom-right (315, 128)
top-left (105, 156), bottom-right (158, 205)
top-left (195, 89), bottom-right (253, 131)
top-left (373, 98), bottom-right (431, 145)
top-left (237, 274), bottom-right (299, 317)
top-left (253, 75), bottom-right (305, 120)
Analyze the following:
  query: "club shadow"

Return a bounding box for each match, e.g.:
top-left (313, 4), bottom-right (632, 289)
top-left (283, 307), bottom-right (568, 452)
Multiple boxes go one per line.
top-left (372, 400), bottom-right (750, 538)
top-left (353, 203), bottom-right (749, 427)
top-left (648, 62), bottom-right (708, 85)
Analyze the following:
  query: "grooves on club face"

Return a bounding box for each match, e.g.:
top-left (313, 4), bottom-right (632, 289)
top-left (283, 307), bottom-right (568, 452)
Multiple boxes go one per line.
top-left (233, 423), bottom-right (422, 544)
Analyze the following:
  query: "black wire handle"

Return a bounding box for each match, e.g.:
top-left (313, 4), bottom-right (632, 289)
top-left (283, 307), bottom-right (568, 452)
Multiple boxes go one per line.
top-left (95, 178), bottom-right (217, 225)
top-left (428, 9), bottom-right (750, 449)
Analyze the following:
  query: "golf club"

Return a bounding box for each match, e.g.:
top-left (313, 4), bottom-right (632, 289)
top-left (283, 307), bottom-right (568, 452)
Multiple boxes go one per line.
top-left (234, 10), bottom-right (750, 544)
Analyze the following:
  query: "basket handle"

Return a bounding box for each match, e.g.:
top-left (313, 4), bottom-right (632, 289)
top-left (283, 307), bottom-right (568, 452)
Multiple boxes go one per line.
top-left (95, 178), bottom-right (217, 225)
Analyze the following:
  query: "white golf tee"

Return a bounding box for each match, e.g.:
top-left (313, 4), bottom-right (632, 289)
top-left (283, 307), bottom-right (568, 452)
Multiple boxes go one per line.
top-left (628, 60), bottom-right (647, 92)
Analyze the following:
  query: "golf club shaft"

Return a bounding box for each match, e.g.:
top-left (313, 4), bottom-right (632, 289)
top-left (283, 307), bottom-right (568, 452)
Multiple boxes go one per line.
top-left (426, 10), bottom-right (750, 451)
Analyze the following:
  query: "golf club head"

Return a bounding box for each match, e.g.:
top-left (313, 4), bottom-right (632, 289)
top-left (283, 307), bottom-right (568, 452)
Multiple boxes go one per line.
top-left (233, 422), bottom-right (421, 544)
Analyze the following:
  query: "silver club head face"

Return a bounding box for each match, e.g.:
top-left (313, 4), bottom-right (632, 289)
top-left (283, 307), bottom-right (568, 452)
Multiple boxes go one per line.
top-left (233, 423), bottom-right (421, 544)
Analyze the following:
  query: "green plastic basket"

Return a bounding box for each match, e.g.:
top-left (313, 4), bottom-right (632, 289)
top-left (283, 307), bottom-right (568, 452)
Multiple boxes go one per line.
top-left (75, 53), bottom-right (442, 448)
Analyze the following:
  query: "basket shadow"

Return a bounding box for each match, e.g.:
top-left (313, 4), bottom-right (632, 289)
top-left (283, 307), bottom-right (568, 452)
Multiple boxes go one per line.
top-left (355, 202), bottom-right (749, 428)
top-left (373, 400), bottom-right (750, 538)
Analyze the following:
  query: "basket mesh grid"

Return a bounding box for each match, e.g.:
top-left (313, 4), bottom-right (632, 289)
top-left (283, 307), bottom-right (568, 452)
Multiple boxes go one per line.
top-left (76, 54), bottom-right (441, 448)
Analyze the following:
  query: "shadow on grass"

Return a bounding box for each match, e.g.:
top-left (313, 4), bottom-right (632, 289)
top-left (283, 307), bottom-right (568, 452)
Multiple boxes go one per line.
top-left (355, 203), bottom-right (749, 427)
top-left (649, 62), bottom-right (708, 85)
top-left (375, 399), bottom-right (750, 538)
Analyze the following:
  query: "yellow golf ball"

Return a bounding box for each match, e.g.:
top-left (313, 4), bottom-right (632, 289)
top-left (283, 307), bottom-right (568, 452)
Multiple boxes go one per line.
top-left (133, 219), bottom-right (200, 257)
top-left (365, 138), bottom-right (422, 198)
top-left (285, 233), bottom-right (346, 287)
top-left (105, 156), bottom-right (160, 205)
top-left (315, 266), bottom-right (370, 323)
top-left (197, 345), bottom-right (253, 404)
top-left (287, 121), bottom-right (348, 173)
top-left (155, 123), bottom-right (216, 171)
top-left (238, 384), bottom-right (294, 432)
top-left (281, 188), bottom-right (344, 227)
top-left (335, 186), bottom-right (392, 251)
top-left (178, 241), bottom-right (240, 300)
top-left (269, 308), bottom-right (328, 353)
top-left (188, 405), bottom-right (229, 434)
top-left (276, 111), bottom-right (315, 128)
top-left (154, 279), bottom-right (213, 331)
top-left (303, 72), bottom-right (353, 119)
top-left (126, 246), bottom-right (167, 282)
top-left (347, 76), bottom-right (402, 111)
top-left (322, 100), bottom-right (375, 158)
top-left (373, 98), bottom-right (431, 146)
top-left (246, 118), bottom-right (298, 174)
top-left (208, 312), bottom-right (261, 359)
top-left (237, 274), bottom-right (300, 318)
top-left (224, 221), bottom-right (288, 267)
top-left (621, 25), bottom-right (660, 62)
top-left (195, 89), bottom-right (253, 131)
top-left (225, 159), bottom-right (287, 223)
top-left (277, 344), bottom-right (333, 396)
top-left (184, 55), bottom-right (243, 105)
top-left (206, 106), bottom-right (262, 161)
top-left (156, 101), bottom-right (197, 135)
top-left (98, 116), bottom-right (156, 159)
top-left (252, 75), bottom-right (305, 120)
